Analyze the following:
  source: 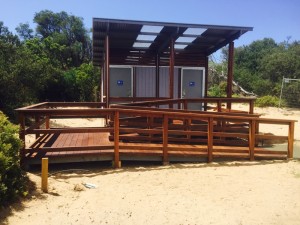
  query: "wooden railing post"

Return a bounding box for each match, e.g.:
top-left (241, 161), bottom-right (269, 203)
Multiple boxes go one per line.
top-left (249, 99), bottom-right (254, 114)
top-left (207, 117), bottom-right (213, 163)
top-left (45, 115), bottom-right (50, 129)
top-left (217, 100), bottom-right (222, 112)
top-left (163, 114), bottom-right (169, 165)
top-left (35, 115), bottom-right (40, 139)
top-left (187, 118), bottom-right (191, 143)
top-left (288, 121), bottom-right (295, 159)
top-left (184, 100), bottom-right (188, 110)
top-left (114, 111), bottom-right (120, 168)
top-left (148, 116), bottom-right (154, 141)
top-left (249, 119), bottom-right (256, 161)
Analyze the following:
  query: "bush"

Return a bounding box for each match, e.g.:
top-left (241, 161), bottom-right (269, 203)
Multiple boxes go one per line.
top-left (208, 82), bottom-right (227, 97)
top-left (0, 111), bottom-right (28, 206)
top-left (255, 95), bottom-right (281, 107)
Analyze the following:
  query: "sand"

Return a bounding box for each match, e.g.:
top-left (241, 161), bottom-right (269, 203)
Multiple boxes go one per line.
top-left (1, 161), bottom-right (300, 225)
top-left (1, 105), bottom-right (300, 225)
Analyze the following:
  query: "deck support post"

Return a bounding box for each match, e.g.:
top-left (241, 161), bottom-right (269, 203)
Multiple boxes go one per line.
top-left (207, 117), bottom-right (213, 163)
top-left (249, 120), bottom-right (256, 161)
top-left (227, 42), bottom-right (234, 110)
top-left (288, 121), bottom-right (295, 159)
top-left (163, 115), bottom-right (169, 165)
top-left (114, 111), bottom-right (121, 168)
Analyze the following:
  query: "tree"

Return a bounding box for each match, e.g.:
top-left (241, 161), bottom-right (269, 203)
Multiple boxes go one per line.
top-left (34, 10), bottom-right (91, 68)
top-left (15, 23), bottom-right (34, 41)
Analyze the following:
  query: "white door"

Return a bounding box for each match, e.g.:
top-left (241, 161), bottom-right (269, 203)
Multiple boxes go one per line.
top-left (109, 67), bottom-right (133, 98)
top-left (181, 68), bottom-right (205, 110)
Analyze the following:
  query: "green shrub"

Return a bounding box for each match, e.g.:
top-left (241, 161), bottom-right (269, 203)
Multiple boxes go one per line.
top-left (255, 95), bottom-right (281, 107)
top-left (208, 82), bottom-right (227, 97)
top-left (0, 111), bottom-right (28, 206)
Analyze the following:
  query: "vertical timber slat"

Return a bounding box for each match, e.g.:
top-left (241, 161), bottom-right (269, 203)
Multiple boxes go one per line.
top-left (45, 116), bottom-right (50, 129)
top-left (249, 99), bottom-right (254, 114)
top-left (249, 120), bottom-right (256, 161)
top-left (163, 115), bottom-right (169, 164)
top-left (35, 115), bottom-right (40, 139)
top-left (207, 117), bottom-right (213, 162)
top-left (288, 121), bottom-right (295, 158)
top-left (114, 111), bottom-right (120, 168)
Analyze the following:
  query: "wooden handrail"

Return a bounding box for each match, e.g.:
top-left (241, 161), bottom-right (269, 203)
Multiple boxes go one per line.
top-left (16, 100), bottom-right (297, 165)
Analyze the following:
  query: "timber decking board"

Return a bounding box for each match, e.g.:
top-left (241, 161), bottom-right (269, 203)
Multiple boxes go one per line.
top-left (24, 132), bottom-right (289, 163)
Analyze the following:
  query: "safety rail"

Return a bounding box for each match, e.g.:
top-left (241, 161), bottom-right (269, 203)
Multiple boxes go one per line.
top-left (111, 97), bottom-right (256, 114)
top-left (16, 100), bottom-right (296, 167)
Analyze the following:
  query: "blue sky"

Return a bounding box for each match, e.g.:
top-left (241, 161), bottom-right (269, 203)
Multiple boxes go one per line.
top-left (1, 0), bottom-right (299, 47)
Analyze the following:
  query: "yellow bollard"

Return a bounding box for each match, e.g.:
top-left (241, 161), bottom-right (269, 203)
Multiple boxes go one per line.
top-left (41, 158), bottom-right (48, 193)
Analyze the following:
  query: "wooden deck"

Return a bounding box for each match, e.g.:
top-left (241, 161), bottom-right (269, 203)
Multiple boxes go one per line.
top-left (16, 100), bottom-right (296, 168)
top-left (24, 131), bottom-right (289, 165)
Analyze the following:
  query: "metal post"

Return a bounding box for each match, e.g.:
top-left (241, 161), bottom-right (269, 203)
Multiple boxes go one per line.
top-left (279, 76), bottom-right (285, 108)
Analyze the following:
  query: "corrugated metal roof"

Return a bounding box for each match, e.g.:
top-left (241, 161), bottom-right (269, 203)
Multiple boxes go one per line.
top-left (92, 18), bottom-right (253, 66)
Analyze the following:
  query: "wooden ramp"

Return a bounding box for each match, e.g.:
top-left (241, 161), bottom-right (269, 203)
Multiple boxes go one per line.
top-left (24, 132), bottom-right (288, 165)
top-left (16, 101), bottom-right (295, 168)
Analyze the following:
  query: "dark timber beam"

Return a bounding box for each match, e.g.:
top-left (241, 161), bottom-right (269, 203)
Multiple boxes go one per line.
top-left (100, 65), bottom-right (104, 102)
top-left (204, 56), bottom-right (209, 97)
top-left (156, 54), bottom-right (160, 98)
top-left (227, 41), bottom-right (234, 109)
top-left (169, 38), bottom-right (175, 99)
top-left (105, 35), bottom-right (110, 108)
top-left (133, 67), bottom-right (137, 98)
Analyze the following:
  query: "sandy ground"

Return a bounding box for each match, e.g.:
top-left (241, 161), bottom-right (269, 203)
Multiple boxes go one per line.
top-left (234, 104), bottom-right (300, 139)
top-left (1, 104), bottom-right (300, 225)
top-left (1, 161), bottom-right (300, 225)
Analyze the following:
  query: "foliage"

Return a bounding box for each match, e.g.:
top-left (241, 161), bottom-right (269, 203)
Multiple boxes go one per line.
top-left (214, 38), bottom-right (300, 105)
top-left (0, 111), bottom-right (28, 206)
top-left (255, 95), bottom-right (281, 107)
top-left (16, 23), bottom-right (34, 41)
top-left (63, 63), bottom-right (100, 101)
top-left (34, 10), bottom-right (92, 67)
top-left (208, 82), bottom-right (227, 97)
top-left (281, 80), bottom-right (300, 107)
top-left (0, 11), bottom-right (100, 119)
